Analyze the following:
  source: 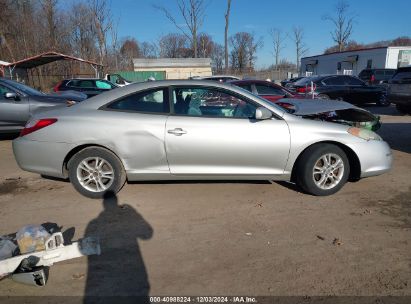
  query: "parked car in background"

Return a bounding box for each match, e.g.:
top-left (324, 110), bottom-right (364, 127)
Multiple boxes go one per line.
top-left (387, 66), bottom-right (411, 114)
top-left (190, 75), bottom-right (240, 82)
top-left (358, 68), bottom-right (396, 85)
top-left (229, 79), bottom-right (303, 109)
top-left (13, 80), bottom-right (391, 199)
top-left (53, 78), bottom-right (118, 98)
top-left (104, 74), bottom-right (132, 87)
top-left (288, 75), bottom-right (389, 106)
top-left (280, 76), bottom-right (305, 88)
top-left (0, 78), bottom-right (86, 133)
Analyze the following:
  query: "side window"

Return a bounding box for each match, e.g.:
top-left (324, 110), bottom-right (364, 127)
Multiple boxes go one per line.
top-left (79, 80), bottom-right (96, 88)
top-left (323, 76), bottom-right (343, 85)
top-left (385, 70), bottom-right (395, 78)
top-left (107, 88), bottom-right (169, 113)
top-left (255, 84), bottom-right (284, 96)
top-left (344, 76), bottom-right (364, 85)
top-left (67, 80), bottom-right (78, 87)
top-left (392, 71), bottom-right (411, 80)
top-left (172, 87), bottom-right (258, 119)
top-left (0, 84), bottom-right (13, 100)
top-left (96, 80), bottom-right (113, 89)
top-left (237, 84), bottom-right (252, 92)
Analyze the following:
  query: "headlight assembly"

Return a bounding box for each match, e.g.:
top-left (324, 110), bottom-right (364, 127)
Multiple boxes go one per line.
top-left (348, 127), bottom-right (382, 141)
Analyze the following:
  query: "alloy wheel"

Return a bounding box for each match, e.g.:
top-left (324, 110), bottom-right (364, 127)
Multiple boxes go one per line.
top-left (76, 157), bottom-right (114, 192)
top-left (312, 153), bottom-right (345, 190)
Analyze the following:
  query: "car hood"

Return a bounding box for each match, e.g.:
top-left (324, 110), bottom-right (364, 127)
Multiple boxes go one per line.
top-left (49, 90), bottom-right (88, 102)
top-left (30, 94), bottom-right (71, 104)
top-left (281, 98), bottom-right (381, 131)
top-left (279, 98), bottom-right (361, 115)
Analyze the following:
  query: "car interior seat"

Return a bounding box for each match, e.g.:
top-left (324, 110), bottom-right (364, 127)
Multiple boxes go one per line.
top-left (187, 94), bottom-right (202, 116)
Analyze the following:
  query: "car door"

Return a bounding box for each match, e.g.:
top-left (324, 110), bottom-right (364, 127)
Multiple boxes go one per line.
top-left (165, 86), bottom-right (290, 176)
top-left (103, 87), bottom-right (170, 173)
top-left (344, 76), bottom-right (375, 104)
top-left (0, 83), bottom-right (30, 130)
top-left (322, 76), bottom-right (349, 100)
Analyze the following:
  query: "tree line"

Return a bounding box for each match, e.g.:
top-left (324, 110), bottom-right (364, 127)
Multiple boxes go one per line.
top-left (0, 0), bottom-right (308, 75)
top-left (0, 0), bottom-right (409, 78)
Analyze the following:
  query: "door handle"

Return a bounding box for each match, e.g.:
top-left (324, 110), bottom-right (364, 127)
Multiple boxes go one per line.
top-left (167, 128), bottom-right (187, 136)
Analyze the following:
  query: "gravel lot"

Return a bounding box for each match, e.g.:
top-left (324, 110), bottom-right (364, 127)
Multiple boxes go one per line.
top-left (0, 105), bottom-right (410, 300)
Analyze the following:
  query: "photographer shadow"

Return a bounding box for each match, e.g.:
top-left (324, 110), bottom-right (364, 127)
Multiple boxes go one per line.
top-left (84, 191), bottom-right (153, 303)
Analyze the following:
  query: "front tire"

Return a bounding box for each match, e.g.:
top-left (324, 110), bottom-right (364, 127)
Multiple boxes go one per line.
top-left (295, 144), bottom-right (350, 196)
top-left (68, 147), bottom-right (126, 199)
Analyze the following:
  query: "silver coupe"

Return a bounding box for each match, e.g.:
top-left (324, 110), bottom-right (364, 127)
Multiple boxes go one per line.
top-left (12, 80), bottom-right (392, 198)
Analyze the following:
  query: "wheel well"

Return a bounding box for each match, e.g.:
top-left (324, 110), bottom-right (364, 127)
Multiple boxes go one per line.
top-left (62, 144), bottom-right (122, 178)
top-left (291, 141), bottom-right (361, 182)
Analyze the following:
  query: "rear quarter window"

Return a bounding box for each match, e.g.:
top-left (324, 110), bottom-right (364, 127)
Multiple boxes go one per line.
top-left (106, 88), bottom-right (169, 113)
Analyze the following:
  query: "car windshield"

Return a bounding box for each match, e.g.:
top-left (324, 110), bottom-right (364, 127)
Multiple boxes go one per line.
top-left (392, 71), bottom-right (411, 81)
top-left (3, 79), bottom-right (45, 96)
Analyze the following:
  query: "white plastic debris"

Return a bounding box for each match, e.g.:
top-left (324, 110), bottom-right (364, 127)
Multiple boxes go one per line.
top-left (0, 239), bottom-right (17, 261)
top-left (0, 232), bottom-right (100, 279)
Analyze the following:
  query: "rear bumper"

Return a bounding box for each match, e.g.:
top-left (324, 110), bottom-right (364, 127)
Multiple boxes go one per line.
top-left (348, 140), bottom-right (392, 178)
top-left (12, 138), bottom-right (72, 178)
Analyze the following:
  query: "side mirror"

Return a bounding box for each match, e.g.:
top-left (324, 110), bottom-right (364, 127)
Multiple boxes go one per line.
top-left (255, 107), bottom-right (272, 120)
top-left (4, 92), bottom-right (19, 100)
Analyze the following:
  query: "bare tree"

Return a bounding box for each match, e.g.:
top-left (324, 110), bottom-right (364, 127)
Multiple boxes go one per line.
top-left (120, 38), bottom-right (140, 69)
top-left (197, 33), bottom-right (214, 58)
top-left (268, 28), bottom-right (286, 69)
top-left (211, 43), bottom-right (224, 73)
top-left (154, 0), bottom-right (206, 58)
top-left (229, 32), bottom-right (262, 73)
top-left (109, 19), bottom-right (120, 70)
top-left (323, 0), bottom-right (355, 52)
top-left (89, 0), bottom-right (113, 66)
top-left (140, 42), bottom-right (158, 58)
top-left (159, 33), bottom-right (191, 58)
top-left (224, 0), bottom-right (231, 73)
top-left (290, 26), bottom-right (308, 73)
top-left (69, 2), bottom-right (98, 60)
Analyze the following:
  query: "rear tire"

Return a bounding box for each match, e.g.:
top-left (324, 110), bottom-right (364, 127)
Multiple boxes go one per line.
top-left (295, 144), bottom-right (350, 196)
top-left (68, 147), bottom-right (126, 199)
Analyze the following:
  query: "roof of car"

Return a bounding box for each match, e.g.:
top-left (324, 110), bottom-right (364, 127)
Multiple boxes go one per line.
top-left (74, 79), bottom-right (286, 113)
top-left (191, 75), bottom-right (240, 80)
top-left (64, 78), bottom-right (105, 81)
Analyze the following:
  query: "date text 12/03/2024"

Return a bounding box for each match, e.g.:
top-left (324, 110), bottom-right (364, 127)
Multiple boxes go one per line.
top-left (149, 296), bottom-right (257, 303)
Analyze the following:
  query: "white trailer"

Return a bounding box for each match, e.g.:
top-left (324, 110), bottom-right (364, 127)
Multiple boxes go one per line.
top-left (301, 46), bottom-right (411, 76)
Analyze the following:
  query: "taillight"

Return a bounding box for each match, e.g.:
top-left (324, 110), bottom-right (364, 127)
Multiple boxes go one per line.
top-left (20, 118), bottom-right (57, 137)
top-left (370, 75), bottom-right (375, 83)
top-left (296, 84), bottom-right (316, 93)
top-left (53, 81), bottom-right (63, 92)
